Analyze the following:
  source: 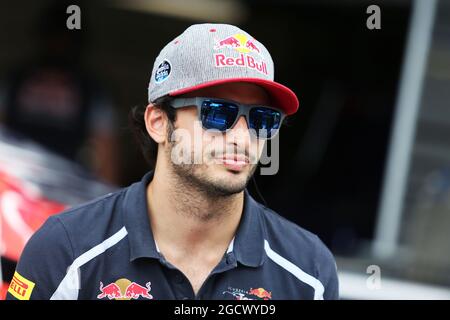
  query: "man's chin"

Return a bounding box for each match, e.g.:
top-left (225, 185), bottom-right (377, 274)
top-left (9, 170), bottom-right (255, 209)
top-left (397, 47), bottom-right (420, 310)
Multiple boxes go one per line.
top-left (169, 160), bottom-right (255, 196)
top-left (206, 180), bottom-right (248, 196)
top-left (204, 165), bottom-right (253, 193)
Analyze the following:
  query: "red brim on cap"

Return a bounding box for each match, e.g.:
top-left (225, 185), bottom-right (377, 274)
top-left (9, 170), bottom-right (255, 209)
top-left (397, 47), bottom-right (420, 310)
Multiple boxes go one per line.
top-left (169, 78), bottom-right (299, 115)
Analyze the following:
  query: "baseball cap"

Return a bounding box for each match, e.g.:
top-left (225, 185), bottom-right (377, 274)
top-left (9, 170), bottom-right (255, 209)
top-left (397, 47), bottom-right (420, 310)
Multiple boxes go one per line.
top-left (148, 23), bottom-right (299, 115)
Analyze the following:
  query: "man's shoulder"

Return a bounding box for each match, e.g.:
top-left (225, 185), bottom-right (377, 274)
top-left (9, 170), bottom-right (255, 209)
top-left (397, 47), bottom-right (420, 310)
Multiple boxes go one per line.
top-left (55, 187), bottom-right (125, 221)
top-left (6, 185), bottom-right (134, 300)
top-left (43, 186), bottom-right (129, 254)
top-left (255, 203), bottom-right (339, 299)
top-left (56, 187), bottom-right (126, 223)
top-left (258, 203), bottom-right (322, 247)
top-left (256, 203), bottom-right (335, 270)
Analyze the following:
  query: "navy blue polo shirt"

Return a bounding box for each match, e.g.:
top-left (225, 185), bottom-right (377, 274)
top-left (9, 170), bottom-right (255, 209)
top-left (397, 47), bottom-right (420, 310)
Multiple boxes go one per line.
top-left (7, 171), bottom-right (339, 300)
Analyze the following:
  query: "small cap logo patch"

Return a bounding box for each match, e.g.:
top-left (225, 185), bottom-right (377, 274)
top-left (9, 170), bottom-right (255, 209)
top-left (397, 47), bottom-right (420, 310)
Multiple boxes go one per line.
top-left (155, 60), bottom-right (171, 84)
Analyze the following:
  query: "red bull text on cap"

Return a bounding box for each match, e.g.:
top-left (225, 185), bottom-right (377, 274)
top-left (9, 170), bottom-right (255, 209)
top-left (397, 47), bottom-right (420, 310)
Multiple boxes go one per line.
top-left (148, 23), bottom-right (299, 116)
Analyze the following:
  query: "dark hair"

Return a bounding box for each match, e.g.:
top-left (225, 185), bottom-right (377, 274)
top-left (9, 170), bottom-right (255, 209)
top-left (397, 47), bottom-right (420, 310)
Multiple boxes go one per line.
top-left (128, 98), bottom-right (176, 168)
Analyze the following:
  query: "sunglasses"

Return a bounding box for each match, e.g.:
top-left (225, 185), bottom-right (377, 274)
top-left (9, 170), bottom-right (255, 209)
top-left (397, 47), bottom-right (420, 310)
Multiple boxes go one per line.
top-left (168, 97), bottom-right (285, 139)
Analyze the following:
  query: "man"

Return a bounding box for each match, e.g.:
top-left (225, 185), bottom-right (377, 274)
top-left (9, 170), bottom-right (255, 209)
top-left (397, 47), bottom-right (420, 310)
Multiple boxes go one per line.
top-left (6, 23), bottom-right (338, 300)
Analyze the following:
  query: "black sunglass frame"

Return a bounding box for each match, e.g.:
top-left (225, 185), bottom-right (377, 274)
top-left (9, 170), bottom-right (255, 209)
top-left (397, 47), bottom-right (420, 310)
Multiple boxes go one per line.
top-left (169, 97), bottom-right (285, 139)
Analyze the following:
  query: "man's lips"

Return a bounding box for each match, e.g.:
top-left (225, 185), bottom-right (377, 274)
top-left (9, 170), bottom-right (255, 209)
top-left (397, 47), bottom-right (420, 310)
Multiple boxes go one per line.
top-left (214, 154), bottom-right (249, 171)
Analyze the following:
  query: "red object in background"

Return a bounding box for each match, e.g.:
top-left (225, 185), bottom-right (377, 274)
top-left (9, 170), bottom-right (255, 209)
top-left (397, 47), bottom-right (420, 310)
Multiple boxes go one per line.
top-left (0, 282), bottom-right (9, 300)
top-left (0, 170), bottom-right (66, 262)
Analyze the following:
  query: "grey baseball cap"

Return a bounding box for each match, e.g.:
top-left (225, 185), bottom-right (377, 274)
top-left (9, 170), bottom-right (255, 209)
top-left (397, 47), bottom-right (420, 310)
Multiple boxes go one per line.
top-left (148, 23), bottom-right (299, 115)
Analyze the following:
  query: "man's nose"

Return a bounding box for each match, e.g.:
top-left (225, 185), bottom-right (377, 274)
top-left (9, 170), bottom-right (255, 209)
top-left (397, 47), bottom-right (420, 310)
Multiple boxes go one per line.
top-left (227, 115), bottom-right (251, 147)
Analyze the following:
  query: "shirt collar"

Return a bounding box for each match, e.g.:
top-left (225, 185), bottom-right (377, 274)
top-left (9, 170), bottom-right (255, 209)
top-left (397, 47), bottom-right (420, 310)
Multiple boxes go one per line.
top-left (123, 171), bottom-right (267, 267)
top-left (232, 188), bottom-right (267, 267)
top-left (123, 171), bottom-right (160, 261)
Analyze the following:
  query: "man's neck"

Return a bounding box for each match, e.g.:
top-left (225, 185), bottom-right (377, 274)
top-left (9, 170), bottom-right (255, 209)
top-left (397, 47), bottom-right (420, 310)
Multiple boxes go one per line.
top-left (146, 167), bottom-right (244, 260)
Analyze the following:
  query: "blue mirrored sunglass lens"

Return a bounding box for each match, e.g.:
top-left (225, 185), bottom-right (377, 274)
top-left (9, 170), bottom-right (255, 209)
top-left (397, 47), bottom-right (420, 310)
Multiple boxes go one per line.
top-left (249, 107), bottom-right (282, 138)
top-left (201, 101), bottom-right (239, 131)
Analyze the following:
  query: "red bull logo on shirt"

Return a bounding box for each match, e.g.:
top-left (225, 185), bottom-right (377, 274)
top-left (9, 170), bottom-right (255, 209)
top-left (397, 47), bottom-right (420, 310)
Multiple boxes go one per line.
top-left (213, 33), bottom-right (268, 76)
top-left (97, 278), bottom-right (153, 300)
top-left (222, 286), bottom-right (272, 300)
top-left (248, 287), bottom-right (272, 300)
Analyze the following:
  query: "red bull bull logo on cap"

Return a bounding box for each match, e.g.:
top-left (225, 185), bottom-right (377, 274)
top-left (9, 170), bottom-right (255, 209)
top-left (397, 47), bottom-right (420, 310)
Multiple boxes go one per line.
top-left (214, 34), bottom-right (261, 55)
top-left (97, 278), bottom-right (154, 300)
top-left (213, 33), bottom-right (268, 76)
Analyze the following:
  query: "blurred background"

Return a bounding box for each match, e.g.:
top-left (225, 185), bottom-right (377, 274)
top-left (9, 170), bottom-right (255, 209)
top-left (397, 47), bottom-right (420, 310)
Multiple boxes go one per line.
top-left (0, 0), bottom-right (449, 299)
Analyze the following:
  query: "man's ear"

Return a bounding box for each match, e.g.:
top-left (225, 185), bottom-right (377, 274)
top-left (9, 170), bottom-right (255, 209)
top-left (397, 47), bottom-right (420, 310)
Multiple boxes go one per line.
top-left (144, 104), bottom-right (168, 144)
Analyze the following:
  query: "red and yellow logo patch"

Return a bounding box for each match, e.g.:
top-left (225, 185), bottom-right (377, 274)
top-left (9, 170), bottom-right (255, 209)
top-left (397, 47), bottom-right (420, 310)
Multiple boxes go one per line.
top-left (8, 271), bottom-right (35, 300)
top-left (97, 278), bottom-right (153, 300)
